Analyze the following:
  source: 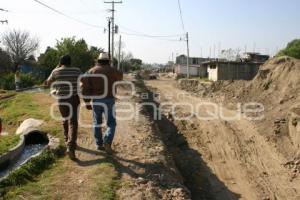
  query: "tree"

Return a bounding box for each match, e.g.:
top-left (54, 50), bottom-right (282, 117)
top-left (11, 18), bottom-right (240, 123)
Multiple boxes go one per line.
top-left (277, 39), bottom-right (300, 59)
top-left (130, 58), bottom-right (142, 71)
top-left (120, 52), bottom-right (133, 72)
top-left (38, 47), bottom-right (60, 77)
top-left (0, 48), bottom-right (12, 73)
top-left (2, 29), bottom-right (39, 72)
top-left (38, 37), bottom-right (104, 75)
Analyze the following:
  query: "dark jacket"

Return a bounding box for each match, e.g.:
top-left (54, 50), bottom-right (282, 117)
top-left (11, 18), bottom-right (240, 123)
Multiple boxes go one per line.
top-left (81, 64), bottom-right (123, 103)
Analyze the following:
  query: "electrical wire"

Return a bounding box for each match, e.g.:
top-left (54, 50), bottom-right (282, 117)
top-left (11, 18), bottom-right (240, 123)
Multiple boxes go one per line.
top-left (0, 8), bottom-right (9, 12)
top-left (33, 0), bottom-right (185, 42)
top-left (33, 0), bottom-right (104, 29)
top-left (177, 0), bottom-right (185, 32)
top-left (119, 25), bottom-right (184, 38)
top-left (121, 32), bottom-right (182, 42)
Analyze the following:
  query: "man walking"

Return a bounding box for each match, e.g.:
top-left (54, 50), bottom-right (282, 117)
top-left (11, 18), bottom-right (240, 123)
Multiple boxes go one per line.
top-left (15, 71), bottom-right (21, 91)
top-left (81, 53), bottom-right (122, 154)
top-left (46, 55), bottom-right (82, 160)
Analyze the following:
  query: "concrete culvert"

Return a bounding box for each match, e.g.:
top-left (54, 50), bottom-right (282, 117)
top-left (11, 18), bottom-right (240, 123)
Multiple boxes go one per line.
top-left (0, 131), bottom-right (49, 180)
top-left (24, 131), bottom-right (49, 145)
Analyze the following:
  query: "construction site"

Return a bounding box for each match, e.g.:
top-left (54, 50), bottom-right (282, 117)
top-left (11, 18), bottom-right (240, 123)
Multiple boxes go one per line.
top-left (0, 1), bottom-right (300, 200)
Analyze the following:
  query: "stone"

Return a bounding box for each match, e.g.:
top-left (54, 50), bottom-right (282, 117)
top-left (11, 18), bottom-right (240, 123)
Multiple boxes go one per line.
top-left (292, 118), bottom-right (298, 127)
top-left (136, 177), bottom-right (147, 184)
top-left (78, 179), bottom-right (84, 184)
top-left (16, 118), bottom-right (44, 135)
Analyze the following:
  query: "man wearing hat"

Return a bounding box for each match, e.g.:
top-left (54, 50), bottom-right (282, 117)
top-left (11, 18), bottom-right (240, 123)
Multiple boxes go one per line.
top-left (81, 52), bottom-right (123, 154)
top-left (46, 55), bottom-right (82, 160)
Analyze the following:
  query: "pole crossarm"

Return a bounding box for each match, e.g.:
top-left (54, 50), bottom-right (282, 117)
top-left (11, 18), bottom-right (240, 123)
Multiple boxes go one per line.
top-left (0, 20), bottom-right (8, 24)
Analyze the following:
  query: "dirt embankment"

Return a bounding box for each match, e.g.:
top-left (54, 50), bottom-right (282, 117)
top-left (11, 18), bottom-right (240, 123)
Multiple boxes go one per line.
top-left (178, 56), bottom-right (300, 159)
top-left (146, 77), bottom-right (300, 200)
top-left (150, 56), bottom-right (300, 199)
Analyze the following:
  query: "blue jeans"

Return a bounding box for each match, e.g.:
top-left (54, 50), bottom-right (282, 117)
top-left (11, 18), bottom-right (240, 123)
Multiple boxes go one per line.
top-left (92, 98), bottom-right (116, 146)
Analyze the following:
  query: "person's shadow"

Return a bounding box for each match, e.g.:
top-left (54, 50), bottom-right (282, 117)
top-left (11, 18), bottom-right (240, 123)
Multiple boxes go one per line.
top-left (75, 146), bottom-right (106, 167)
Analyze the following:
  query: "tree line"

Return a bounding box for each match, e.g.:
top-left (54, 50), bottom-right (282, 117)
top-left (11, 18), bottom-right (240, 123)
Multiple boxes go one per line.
top-left (0, 29), bottom-right (142, 90)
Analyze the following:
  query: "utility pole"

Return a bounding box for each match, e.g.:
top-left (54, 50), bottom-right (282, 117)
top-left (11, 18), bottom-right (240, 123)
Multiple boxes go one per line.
top-left (186, 32), bottom-right (190, 79)
top-left (107, 18), bottom-right (111, 61)
top-left (121, 52), bottom-right (124, 72)
top-left (172, 52), bottom-right (175, 73)
top-left (118, 35), bottom-right (122, 71)
top-left (104, 1), bottom-right (122, 67)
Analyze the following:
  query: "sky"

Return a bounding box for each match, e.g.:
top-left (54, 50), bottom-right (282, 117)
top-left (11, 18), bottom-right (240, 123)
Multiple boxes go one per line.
top-left (1, 0), bottom-right (300, 63)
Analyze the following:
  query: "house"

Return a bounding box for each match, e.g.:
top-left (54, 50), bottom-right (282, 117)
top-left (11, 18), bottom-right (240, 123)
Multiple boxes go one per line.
top-left (19, 56), bottom-right (37, 74)
top-left (175, 55), bottom-right (213, 77)
top-left (203, 60), bottom-right (262, 81)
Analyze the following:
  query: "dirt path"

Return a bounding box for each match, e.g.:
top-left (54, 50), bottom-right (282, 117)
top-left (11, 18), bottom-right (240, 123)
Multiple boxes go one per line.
top-left (4, 85), bottom-right (190, 199)
top-left (145, 79), bottom-right (300, 200)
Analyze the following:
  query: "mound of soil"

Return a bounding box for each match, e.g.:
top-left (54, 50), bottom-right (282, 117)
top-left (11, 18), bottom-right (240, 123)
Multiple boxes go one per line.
top-left (179, 56), bottom-right (300, 158)
top-left (206, 56), bottom-right (300, 105)
top-left (244, 56), bottom-right (300, 103)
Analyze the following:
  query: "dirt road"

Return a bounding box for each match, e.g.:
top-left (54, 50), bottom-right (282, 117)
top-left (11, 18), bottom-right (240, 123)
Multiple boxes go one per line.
top-left (3, 85), bottom-right (190, 199)
top-left (145, 79), bottom-right (300, 200)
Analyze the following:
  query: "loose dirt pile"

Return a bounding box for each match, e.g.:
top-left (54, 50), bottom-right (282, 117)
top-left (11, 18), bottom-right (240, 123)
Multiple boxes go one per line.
top-left (213, 57), bottom-right (300, 158)
top-left (149, 74), bottom-right (300, 199)
top-left (177, 56), bottom-right (300, 183)
top-left (221, 56), bottom-right (300, 105)
top-left (178, 56), bottom-right (300, 106)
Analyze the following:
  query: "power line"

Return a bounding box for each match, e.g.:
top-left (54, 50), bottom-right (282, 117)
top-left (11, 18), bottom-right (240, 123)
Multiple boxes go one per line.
top-left (177, 0), bottom-right (190, 78)
top-left (121, 32), bottom-right (181, 42)
top-left (0, 20), bottom-right (8, 24)
top-left (119, 25), bottom-right (184, 38)
top-left (0, 8), bottom-right (9, 12)
top-left (0, 8), bottom-right (8, 24)
top-left (177, 0), bottom-right (185, 32)
top-left (33, 0), bottom-right (104, 29)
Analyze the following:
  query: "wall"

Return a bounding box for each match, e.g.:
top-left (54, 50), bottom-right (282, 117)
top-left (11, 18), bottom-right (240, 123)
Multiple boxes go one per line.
top-left (176, 65), bottom-right (199, 76)
top-left (217, 63), bottom-right (259, 80)
top-left (198, 66), bottom-right (208, 78)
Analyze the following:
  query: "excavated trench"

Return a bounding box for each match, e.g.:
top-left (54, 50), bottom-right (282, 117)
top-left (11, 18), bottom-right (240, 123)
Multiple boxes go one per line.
top-left (135, 80), bottom-right (239, 200)
top-left (0, 131), bottom-right (49, 180)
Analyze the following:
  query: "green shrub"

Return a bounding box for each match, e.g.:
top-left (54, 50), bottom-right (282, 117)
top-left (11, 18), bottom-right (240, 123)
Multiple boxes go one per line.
top-left (0, 73), bottom-right (15, 90)
top-left (0, 73), bottom-right (42, 90)
top-left (277, 39), bottom-right (300, 59)
top-left (20, 73), bottom-right (40, 88)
